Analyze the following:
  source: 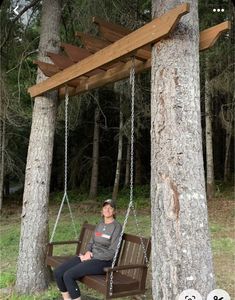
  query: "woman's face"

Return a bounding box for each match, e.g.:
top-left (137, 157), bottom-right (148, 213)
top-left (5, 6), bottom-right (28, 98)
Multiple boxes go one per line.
top-left (102, 204), bottom-right (115, 218)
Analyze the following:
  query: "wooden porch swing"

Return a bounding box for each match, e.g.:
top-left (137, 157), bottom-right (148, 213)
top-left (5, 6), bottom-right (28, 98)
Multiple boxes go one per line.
top-left (28, 3), bottom-right (230, 299)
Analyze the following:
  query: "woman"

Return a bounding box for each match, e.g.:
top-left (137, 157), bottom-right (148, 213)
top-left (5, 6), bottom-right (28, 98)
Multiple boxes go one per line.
top-left (53, 199), bottom-right (122, 300)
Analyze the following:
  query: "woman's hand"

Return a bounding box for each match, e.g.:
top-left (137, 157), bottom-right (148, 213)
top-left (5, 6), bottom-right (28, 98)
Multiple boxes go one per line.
top-left (80, 251), bottom-right (93, 261)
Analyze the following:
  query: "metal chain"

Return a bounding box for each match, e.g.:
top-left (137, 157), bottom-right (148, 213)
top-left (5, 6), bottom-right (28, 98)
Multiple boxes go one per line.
top-left (129, 57), bottom-right (149, 266)
top-left (50, 87), bottom-right (78, 243)
top-left (109, 57), bottom-right (148, 296)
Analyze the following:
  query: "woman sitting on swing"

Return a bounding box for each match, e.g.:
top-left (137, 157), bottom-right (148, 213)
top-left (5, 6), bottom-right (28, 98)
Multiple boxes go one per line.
top-left (53, 199), bottom-right (122, 300)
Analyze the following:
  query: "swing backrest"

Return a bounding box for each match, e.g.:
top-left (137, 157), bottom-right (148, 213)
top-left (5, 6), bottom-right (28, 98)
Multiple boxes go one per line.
top-left (118, 233), bottom-right (151, 282)
top-left (75, 223), bottom-right (96, 255)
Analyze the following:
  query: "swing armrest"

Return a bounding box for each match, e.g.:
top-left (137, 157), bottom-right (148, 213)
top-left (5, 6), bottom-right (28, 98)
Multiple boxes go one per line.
top-left (104, 264), bottom-right (147, 273)
top-left (47, 240), bottom-right (81, 256)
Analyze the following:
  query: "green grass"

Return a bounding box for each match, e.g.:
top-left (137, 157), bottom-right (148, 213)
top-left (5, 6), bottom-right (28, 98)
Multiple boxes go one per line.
top-left (212, 237), bottom-right (235, 254)
top-left (1, 185), bottom-right (234, 299)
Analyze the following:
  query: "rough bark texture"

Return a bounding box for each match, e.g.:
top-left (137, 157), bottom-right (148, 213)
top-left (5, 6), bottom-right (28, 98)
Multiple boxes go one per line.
top-left (15, 0), bottom-right (61, 293)
top-left (88, 107), bottom-right (100, 200)
top-left (151, 1), bottom-right (215, 299)
top-left (112, 107), bottom-right (123, 201)
top-left (205, 56), bottom-right (214, 200)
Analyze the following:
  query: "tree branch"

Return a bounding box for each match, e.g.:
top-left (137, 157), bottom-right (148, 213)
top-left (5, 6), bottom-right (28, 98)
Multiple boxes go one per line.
top-left (0, 0), bottom-right (41, 50)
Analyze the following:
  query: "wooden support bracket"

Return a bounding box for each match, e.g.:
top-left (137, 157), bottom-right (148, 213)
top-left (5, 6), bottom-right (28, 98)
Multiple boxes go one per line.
top-left (199, 21), bottom-right (231, 51)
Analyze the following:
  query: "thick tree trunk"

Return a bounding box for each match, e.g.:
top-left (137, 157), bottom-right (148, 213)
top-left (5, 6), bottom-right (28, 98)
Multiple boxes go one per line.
top-left (88, 107), bottom-right (100, 200)
top-left (15, 0), bottom-right (61, 294)
top-left (205, 56), bottom-right (215, 200)
top-left (151, 1), bottom-right (215, 299)
top-left (112, 108), bottom-right (123, 201)
top-left (124, 141), bottom-right (130, 187)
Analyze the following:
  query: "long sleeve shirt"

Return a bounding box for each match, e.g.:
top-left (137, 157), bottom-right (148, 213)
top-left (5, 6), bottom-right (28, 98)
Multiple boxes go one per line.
top-left (86, 219), bottom-right (122, 261)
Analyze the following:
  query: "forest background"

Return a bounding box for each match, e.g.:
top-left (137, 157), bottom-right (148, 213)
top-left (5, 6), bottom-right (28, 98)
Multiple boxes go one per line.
top-left (0, 0), bottom-right (234, 298)
top-left (0, 0), bottom-right (234, 205)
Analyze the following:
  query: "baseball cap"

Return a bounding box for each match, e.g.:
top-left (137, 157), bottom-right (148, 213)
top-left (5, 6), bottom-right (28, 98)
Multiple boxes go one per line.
top-left (102, 199), bottom-right (116, 209)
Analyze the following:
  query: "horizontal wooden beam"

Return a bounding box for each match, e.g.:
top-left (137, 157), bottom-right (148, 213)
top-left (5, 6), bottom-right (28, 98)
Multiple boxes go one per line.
top-left (93, 16), bottom-right (151, 60)
top-left (58, 21), bottom-right (231, 98)
top-left (59, 59), bottom-right (151, 97)
top-left (34, 61), bottom-right (83, 87)
top-left (200, 21), bottom-right (231, 51)
top-left (28, 3), bottom-right (190, 97)
top-left (77, 30), bottom-right (150, 61)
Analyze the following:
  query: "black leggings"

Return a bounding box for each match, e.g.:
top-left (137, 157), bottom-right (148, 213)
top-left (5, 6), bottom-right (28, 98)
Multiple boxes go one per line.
top-left (53, 256), bottom-right (112, 299)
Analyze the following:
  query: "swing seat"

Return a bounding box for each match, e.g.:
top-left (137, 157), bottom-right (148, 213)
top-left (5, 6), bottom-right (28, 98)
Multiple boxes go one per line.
top-left (46, 222), bottom-right (151, 299)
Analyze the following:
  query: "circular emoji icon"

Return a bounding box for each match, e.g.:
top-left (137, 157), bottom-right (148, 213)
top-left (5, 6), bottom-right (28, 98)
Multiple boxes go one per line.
top-left (207, 289), bottom-right (230, 300)
top-left (178, 289), bottom-right (202, 300)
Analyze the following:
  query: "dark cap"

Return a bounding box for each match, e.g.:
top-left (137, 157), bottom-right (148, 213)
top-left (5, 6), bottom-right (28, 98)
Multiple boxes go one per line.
top-left (102, 199), bottom-right (116, 209)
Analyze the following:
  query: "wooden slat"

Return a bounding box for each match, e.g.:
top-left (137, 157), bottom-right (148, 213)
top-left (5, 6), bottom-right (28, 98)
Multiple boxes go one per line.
top-left (59, 20), bottom-right (230, 97)
top-left (59, 58), bottom-right (151, 97)
top-left (34, 60), bottom-right (59, 77)
top-left (76, 31), bottom-right (110, 53)
top-left (77, 30), bottom-right (150, 61)
top-left (200, 20), bottom-right (231, 51)
top-left (47, 51), bottom-right (104, 77)
top-left (28, 3), bottom-right (190, 97)
top-left (61, 43), bottom-right (92, 61)
top-left (93, 16), bottom-right (151, 60)
top-left (34, 60), bottom-right (83, 87)
top-left (47, 52), bottom-right (74, 69)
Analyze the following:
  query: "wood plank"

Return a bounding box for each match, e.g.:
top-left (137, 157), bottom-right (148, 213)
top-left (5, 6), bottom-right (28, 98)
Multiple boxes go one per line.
top-left (34, 60), bottom-right (83, 87)
top-left (58, 21), bottom-right (230, 97)
top-left (61, 43), bottom-right (124, 70)
top-left (61, 43), bottom-right (92, 61)
top-left (34, 60), bottom-right (59, 77)
top-left (28, 3), bottom-right (190, 97)
top-left (47, 52), bottom-right (74, 69)
top-left (200, 21), bottom-right (231, 51)
top-left (59, 58), bottom-right (151, 97)
top-left (76, 31), bottom-right (149, 62)
top-left (47, 51), bottom-right (104, 77)
top-left (93, 16), bottom-right (151, 60)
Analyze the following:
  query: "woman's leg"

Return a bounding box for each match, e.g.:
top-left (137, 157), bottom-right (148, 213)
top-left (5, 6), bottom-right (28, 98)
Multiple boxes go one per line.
top-left (63, 259), bottom-right (112, 299)
top-left (53, 256), bottom-right (82, 299)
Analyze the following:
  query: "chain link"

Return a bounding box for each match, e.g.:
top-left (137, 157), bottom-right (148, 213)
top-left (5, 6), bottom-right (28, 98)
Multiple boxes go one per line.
top-left (50, 87), bottom-right (78, 243)
top-left (109, 57), bottom-right (149, 296)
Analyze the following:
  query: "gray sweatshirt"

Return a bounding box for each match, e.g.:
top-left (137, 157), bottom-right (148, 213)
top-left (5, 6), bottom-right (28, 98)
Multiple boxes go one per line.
top-left (86, 219), bottom-right (122, 261)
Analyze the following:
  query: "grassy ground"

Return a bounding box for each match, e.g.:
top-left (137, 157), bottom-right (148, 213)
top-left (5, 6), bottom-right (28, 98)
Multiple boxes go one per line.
top-left (0, 184), bottom-right (234, 300)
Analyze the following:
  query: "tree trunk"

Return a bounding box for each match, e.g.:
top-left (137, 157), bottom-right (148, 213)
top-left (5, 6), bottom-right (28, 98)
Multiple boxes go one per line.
top-left (151, 1), bottom-right (215, 299)
top-left (124, 140), bottom-right (130, 187)
top-left (15, 0), bottom-right (61, 294)
top-left (205, 55), bottom-right (215, 200)
top-left (112, 107), bottom-right (123, 201)
top-left (88, 106), bottom-right (100, 200)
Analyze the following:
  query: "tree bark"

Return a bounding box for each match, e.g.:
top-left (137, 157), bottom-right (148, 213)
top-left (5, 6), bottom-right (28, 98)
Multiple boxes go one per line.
top-left (205, 55), bottom-right (215, 200)
top-left (112, 105), bottom-right (123, 201)
top-left (88, 106), bottom-right (100, 200)
top-left (151, 1), bottom-right (215, 299)
top-left (124, 141), bottom-right (130, 187)
top-left (15, 0), bottom-right (61, 294)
